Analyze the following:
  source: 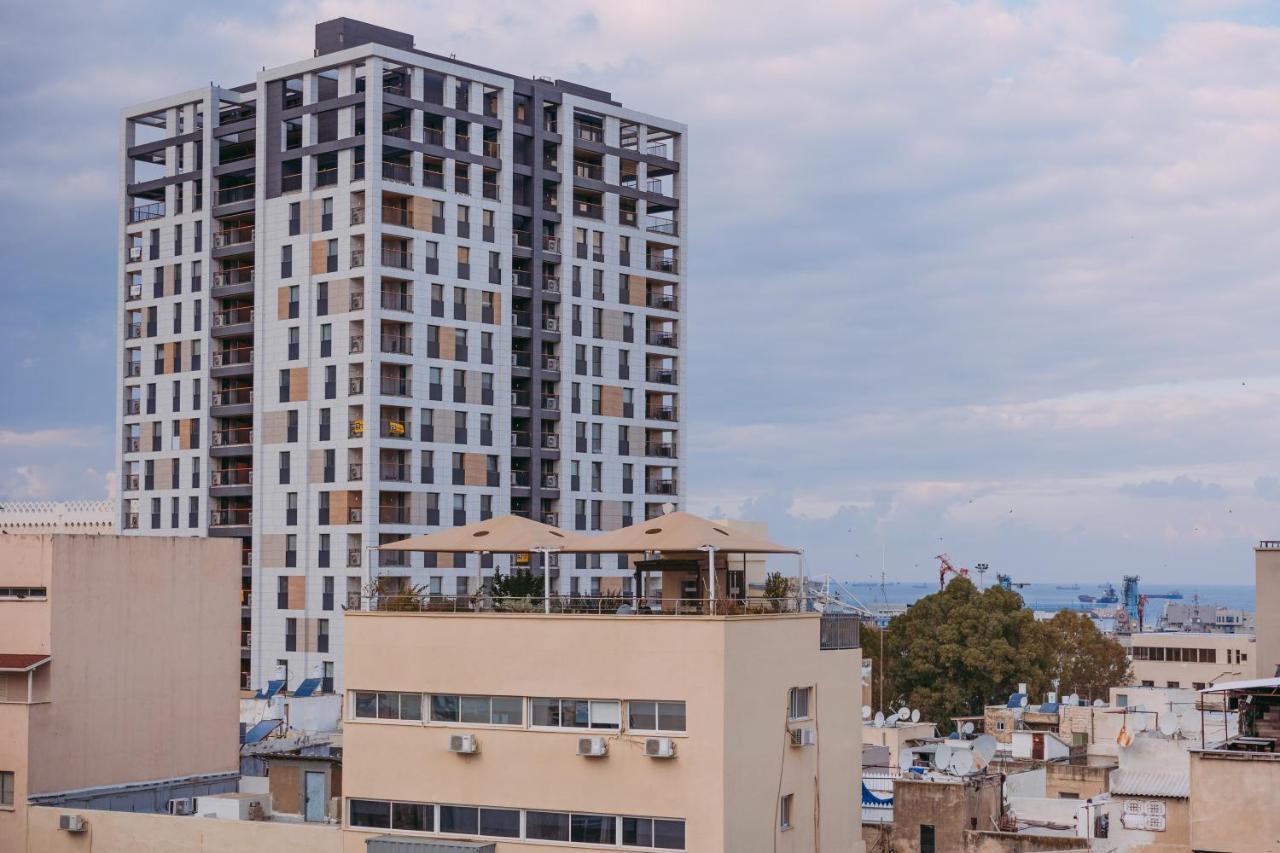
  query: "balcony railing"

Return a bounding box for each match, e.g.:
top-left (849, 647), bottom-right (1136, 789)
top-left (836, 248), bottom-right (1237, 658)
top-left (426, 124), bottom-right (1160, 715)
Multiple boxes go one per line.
top-left (647, 406), bottom-right (677, 421)
top-left (214, 267), bottom-right (255, 288)
top-left (315, 168), bottom-right (338, 188)
top-left (383, 206), bottom-right (413, 228)
top-left (645, 442), bottom-right (677, 458)
top-left (216, 184), bottom-right (255, 205)
top-left (573, 199), bottom-right (604, 220)
top-left (542, 276), bottom-right (561, 293)
top-left (214, 226), bottom-right (255, 247)
top-left (351, 595), bottom-right (815, 617)
top-left (646, 367), bottom-right (678, 384)
top-left (379, 506), bottom-right (410, 524)
top-left (128, 202), bottom-right (165, 223)
top-left (350, 249), bottom-right (365, 268)
top-left (382, 161), bottom-right (413, 184)
top-left (512, 230), bottom-right (533, 249)
top-left (212, 427), bottom-right (253, 446)
top-left (381, 334), bottom-right (413, 355)
top-left (212, 347), bottom-right (253, 367)
top-left (646, 255), bottom-right (678, 274)
top-left (210, 508), bottom-right (252, 526)
top-left (646, 330), bottom-right (677, 348)
top-left (646, 479), bottom-right (678, 495)
top-left (211, 467), bottom-right (253, 486)
top-left (381, 249), bottom-right (413, 270)
top-left (573, 160), bottom-right (604, 180)
top-left (573, 122), bottom-right (604, 143)
top-left (647, 293), bottom-right (677, 310)
top-left (381, 291), bottom-right (413, 312)
top-left (646, 216), bottom-right (678, 236)
top-left (380, 377), bottom-right (412, 396)
top-left (212, 388), bottom-right (253, 406)
top-left (213, 307), bottom-right (254, 327)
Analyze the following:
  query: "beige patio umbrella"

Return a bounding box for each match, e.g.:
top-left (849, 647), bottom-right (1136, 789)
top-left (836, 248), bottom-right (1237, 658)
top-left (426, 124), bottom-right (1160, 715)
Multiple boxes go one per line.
top-left (559, 511), bottom-right (801, 604)
top-left (378, 515), bottom-right (585, 612)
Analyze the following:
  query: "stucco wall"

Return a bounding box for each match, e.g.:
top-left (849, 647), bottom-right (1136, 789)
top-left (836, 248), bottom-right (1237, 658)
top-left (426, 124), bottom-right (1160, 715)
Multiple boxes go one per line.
top-left (342, 611), bottom-right (864, 853)
top-left (1190, 751), bottom-right (1280, 852)
top-left (1044, 763), bottom-right (1110, 799)
top-left (2, 535), bottom-right (241, 796)
top-left (1128, 632), bottom-right (1254, 689)
top-left (25, 806), bottom-right (342, 852)
top-left (891, 776), bottom-right (1002, 853)
top-left (1100, 796), bottom-right (1189, 853)
top-left (1257, 546), bottom-right (1280, 680)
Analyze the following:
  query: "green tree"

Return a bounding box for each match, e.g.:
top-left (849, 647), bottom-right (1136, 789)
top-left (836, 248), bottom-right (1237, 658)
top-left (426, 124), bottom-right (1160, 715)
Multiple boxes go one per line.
top-left (1043, 610), bottom-right (1131, 703)
top-left (489, 568), bottom-right (544, 599)
top-left (869, 577), bottom-right (1053, 722)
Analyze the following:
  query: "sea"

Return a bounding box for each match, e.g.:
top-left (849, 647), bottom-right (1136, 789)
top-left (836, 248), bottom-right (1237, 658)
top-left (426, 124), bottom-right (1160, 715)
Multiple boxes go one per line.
top-left (830, 581), bottom-right (1256, 615)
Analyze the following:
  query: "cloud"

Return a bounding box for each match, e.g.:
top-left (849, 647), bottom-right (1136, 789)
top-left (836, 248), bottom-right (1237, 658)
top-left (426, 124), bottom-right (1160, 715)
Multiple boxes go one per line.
top-left (1255, 476), bottom-right (1280, 501)
top-left (2, 1), bottom-right (1279, 583)
top-left (1118, 476), bottom-right (1227, 500)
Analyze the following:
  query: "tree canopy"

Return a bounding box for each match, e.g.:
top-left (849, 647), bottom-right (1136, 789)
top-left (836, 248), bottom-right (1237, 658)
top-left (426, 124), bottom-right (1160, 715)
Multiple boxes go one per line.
top-left (864, 577), bottom-right (1129, 723)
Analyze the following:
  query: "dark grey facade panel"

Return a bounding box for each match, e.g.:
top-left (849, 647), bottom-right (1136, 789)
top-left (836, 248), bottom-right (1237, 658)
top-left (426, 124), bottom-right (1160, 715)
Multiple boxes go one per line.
top-left (382, 93), bottom-right (502, 131)
top-left (316, 18), bottom-right (415, 56)
top-left (279, 92), bottom-right (366, 121)
top-left (127, 130), bottom-right (202, 160)
top-left (127, 170), bottom-right (201, 196)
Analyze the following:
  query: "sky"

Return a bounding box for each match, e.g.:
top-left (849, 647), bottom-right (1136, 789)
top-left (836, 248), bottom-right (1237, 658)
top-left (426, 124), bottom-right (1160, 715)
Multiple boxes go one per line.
top-left (2, 0), bottom-right (1280, 584)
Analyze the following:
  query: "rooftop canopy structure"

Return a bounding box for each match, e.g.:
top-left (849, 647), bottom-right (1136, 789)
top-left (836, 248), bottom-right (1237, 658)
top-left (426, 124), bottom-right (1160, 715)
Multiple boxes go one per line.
top-left (377, 515), bottom-right (586, 612)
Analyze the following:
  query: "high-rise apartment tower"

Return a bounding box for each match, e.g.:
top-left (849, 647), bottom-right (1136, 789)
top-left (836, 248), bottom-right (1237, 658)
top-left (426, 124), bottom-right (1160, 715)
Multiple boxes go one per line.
top-left (117, 18), bottom-right (686, 692)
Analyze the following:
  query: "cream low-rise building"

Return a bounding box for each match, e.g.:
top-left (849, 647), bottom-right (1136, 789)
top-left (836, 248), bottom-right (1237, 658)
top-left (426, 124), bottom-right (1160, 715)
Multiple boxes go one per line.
top-left (340, 606), bottom-right (866, 852)
top-left (0, 534), bottom-right (241, 851)
top-left (1127, 631), bottom-right (1254, 690)
top-left (1256, 540), bottom-right (1280, 679)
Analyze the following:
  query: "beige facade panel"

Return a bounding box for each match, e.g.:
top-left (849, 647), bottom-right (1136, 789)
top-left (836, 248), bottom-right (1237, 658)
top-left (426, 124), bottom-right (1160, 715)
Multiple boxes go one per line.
top-left (624, 274), bottom-right (647, 307)
top-left (165, 341), bottom-right (179, 374)
top-left (260, 534), bottom-right (287, 569)
top-left (287, 576), bottom-right (305, 610)
top-left (628, 424), bottom-right (646, 447)
top-left (464, 371), bottom-right (482, 405)
top-left (410, 196), bottom-right (431, 231)
top-left (433, 409), bottom-right (454, 436)
top-left (178, 418), bottom-right (194, 450)
top-left (308, 449), bottom-right (327, 483)
top-left (600, 385), bottom-right (625, 418)
top-left (408, 492), bottom-right (433, 526)
top-left (288, 367), bottom-right (308, 402)
top-left (462, 453), bottom-right (487, 486)
top-left (277, 286), bottom-right (290, 321)
top-left (329, 278), bottom-right (351, 312)
top-left (1190, 751), bottom-right (1280, 851)
top-left (25, 807), bottom-right (341, 853)
top-left (1257, 545), bottom-right (1280, 679)
top-left (310, 240), bottom-right (327, 276)
top-left (262, 410), bottom-right (289, 444)
top-left (438, 327), bottom-right (455, 360)
top-left (153, 457), bottom-right (172, 486)
top-left (601, 308), bottom-right (625, 341)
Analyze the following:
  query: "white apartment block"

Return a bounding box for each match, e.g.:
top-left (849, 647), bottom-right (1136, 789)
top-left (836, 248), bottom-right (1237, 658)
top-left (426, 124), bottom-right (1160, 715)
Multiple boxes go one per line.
top-left (116, 18), bottom-right (687, 693)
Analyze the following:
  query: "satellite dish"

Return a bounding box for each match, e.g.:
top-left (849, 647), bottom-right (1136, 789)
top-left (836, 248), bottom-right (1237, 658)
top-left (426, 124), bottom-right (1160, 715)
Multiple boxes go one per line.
top-left (949, 750), bottom-right (976, 776)
top-left (897, 707), bottom-right (911, 722)
top-left (1093, 699), bottom-right (1105, 707)
top-left (972, 735), bottom-right (997, 769)
top-left (1131, 714), bottom-right (1149, 733)
top-left (933, 744), bottom-right (953, 770)
top-left (1068, 693), bottom-right (1080, 706)
top-left (911, 709), bottom-right (921, 724)
top-left (962, 721), bottom-right (976, 736)
top-left (1020, 696), bottom-right (1029, 708)
top-left (874, 711), bottom-right (885, 728)
top-left (1158, 714), bottom-right (1179, 737)
top-left (862, 705), bottom-right (872, 720)
top-left (899, 750), bottom-right (916, 773)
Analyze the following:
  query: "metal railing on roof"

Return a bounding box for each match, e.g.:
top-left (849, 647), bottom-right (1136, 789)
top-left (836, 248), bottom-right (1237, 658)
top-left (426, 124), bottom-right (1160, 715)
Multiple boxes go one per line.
top-left (348, 594), bottom-right (826, 619)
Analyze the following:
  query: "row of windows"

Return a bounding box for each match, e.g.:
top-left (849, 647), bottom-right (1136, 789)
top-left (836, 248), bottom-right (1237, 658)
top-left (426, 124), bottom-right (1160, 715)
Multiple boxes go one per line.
top-left (351, 692), bottom-right (687, 733)
top-left (347, 798), bottom-right (684, 850)
top-left (1130, 646), bottom-right (1238, 663)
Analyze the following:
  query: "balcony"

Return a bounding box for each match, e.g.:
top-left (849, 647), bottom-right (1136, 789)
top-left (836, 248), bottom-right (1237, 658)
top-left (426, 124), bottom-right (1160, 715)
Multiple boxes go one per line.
top-left (210, 508), bottom-right (252, 526)
top-left (214, 225), bottom-right (255, 248)
top-left (573, 160), bottom-right (604, 181)
top-left (212, 427), bottom-right (253, 447)
top-left (646, 255), bottom-right (678, 274)
top-left (647, 406), bottom-right (677, 421)
top-left (543, 235), bottom-right (561, 253)
top-left (541, 355), bottom-right (560, 371)
top-left (381, 291), bottom-right (413, 312)
top-left (128, 202), bottom-right (165, 223)
top-left (381, 249), bottom-right (413, 270)
top-left (212, 388), bottom-right (253, 406)
top-left (379, 505), bottom-right (410, 524)
top-left (214, 267), bottom-right (255, 288)
top-left (542, 276), bottom-right (561, 293)
top-left (646, 478), bottom-right (678, 495)
top-left (646, 330), bottom-right (677, 348)
top-left (381, 334), bottom-right (413, 356)
top-left (512, 230), bottom-right (533, 250)
top-left (350, 336), bottom-right (365, 354)
top-left (216, 184), bottom-right (255, 205)
top-left (121, 473), bottom-right (139, 491)
top-left (211, 467), bottom-right (253, 486)
top-left (647, 293), bottom-right (678, 311)
top-left (573, 122), bottom-right (604, 143)
top-left (350, 249), bottom-right (365, 268)
top-left (573, 199), bottom-right (604, 220)
top-left (380, 419), bottom-right (410, 439)
top-left (380, 464), bottom-right (411, 483)
top-left (646, 367), bottom-right (678, 385)
top-left (541, 433), bottom-right (560, 450)
top-left (645, 442), bottom-right (677, 458)
top-left (348, 463), bottom-right (364, 481)
top-left (382, 161), bottom-right (413, 184)
top-left (646, 216), bottom-right (678, 237)
top-left (315, 167), bottom-right (338, 188)
top-left (213, 306), bottom-right (254, 327)
top-left (212, 347), bottom-right (254, 368)
top-left (351, 206), bottom-right (366, 225)
top-left (380, 377), bottom-right (412, 397)
top-left (542, 512), bottom-right (559, 526)
top-left (383, 206), bottom-right (413, 228)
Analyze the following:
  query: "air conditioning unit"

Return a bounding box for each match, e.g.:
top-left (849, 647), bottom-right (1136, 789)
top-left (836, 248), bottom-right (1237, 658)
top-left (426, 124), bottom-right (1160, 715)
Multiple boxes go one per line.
top-left (577, 736), bottom-right (608, 757)
top-left (167, 798), bottom-right (193, 816)
top-left (449, 734), bottom-right (478, 754)
top-left (543, 434), bottom-right (559, 449)
top-left (350, 294), bottom-right (365, 310)
top-left (59, 814), bottom-right (86, 833)
top-left (349, 464), bottom-right (363, 480)
top-left (644, 737), bottom-right (676, 759)
top-left (542, 474), bottom-right (559, 489)
top-left (543, 317), bottom-right (559, 332)
top-left (128, 246), bottom-right (143, 262)
top-left (544, 356), bottom-right (559, 371)
top-left (789, 728), bottom-right (817, 748)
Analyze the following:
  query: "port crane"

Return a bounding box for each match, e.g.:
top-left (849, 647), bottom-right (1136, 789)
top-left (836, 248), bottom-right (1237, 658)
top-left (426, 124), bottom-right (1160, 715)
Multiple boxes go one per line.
top-left (996, 573), bottom-right (1030, 592)
top-left (936, 554), bottom-right (969, 590)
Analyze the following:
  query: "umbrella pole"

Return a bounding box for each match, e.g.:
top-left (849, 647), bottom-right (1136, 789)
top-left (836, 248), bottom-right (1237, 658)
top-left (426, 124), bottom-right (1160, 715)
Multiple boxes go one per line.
top-left (539, 548), bottom-right (551, 614)
top-left (797, 550), bottom-right (806, 613)
top-left (700, 545), bottom-right (717, 615)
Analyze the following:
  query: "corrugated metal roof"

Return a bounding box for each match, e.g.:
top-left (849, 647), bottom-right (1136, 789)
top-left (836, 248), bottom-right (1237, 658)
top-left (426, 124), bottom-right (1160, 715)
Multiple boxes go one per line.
top-left (365, 837), bottom-right (496, 852)
top-left (1109, 770), bottom-right (1189, 799)
top-left (1198, 677), bottom-right (1280, 693)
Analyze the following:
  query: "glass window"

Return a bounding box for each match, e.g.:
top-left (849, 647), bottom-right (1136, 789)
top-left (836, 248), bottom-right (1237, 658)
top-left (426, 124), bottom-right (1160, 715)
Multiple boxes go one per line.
top-left (349, 799), bottom-right (390, 828)
top-left (461, 695), bottom-right (491, 723)
top-left (527, 810), bottom-right (571, 841)
top-left (623, 816), bottom-right (654, 846)
top-left (391, 802), bottom-right (432, 831)
top-left (531, 697), bottom-right (560, 727)
top-left (653, 819), bottom-right (685, 849)
top-left (377, 692), bottom-right (398, 719)
top-left (354, 692), bottom-right (377, 718)
top-left (400, 693), bottom-right (423, 721)
top-left (431, 694), bottom-right (461, 722)
top-left (491, 696), bottom-right (522, 725)
top-left (590, 700), bottom-right (621, 729)
top-left (439, 805), bottom-right (478, 834)
top-left (480, 807), bottom-right (520, 837)
top-left (788, 686), bottom-right (811, 721)
top-left (572, 813), bottom-right (617, 844)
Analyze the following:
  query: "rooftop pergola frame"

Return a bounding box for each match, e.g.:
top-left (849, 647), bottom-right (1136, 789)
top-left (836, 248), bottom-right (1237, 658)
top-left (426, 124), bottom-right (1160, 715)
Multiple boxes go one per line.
top-left (375, 511), bottom-right (806, 615)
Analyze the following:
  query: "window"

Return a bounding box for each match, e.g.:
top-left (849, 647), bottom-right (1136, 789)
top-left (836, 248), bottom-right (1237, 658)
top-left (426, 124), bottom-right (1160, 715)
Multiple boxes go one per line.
top-left (430, 694), bottom-right (523, 726)
top-left (623, 817), bottom-right (685, 849)
top-left (353, 691), bottom-right (423, 721)
top-left (573, 813), bottom-right (617, 844)
top-left (531, 698), bottom-right (621, 730)
top-left (392, 802), bottom-right (433, 831)
top-left (349, 799), bottom-right (390, 828)
top-left (285, 617), bottom-right (297, 651)
top-left (788, 686), bottom-right (811, 721)
top-left (527, 810), bottom-right (571, 841)
top-left (0, 771), bottom-right (13, 807)
top-left (628, 700), bottom-right (686, 733)
top-left (441, 805), bottom-right (478, 834)
top-left (779, 794), bottom-right (792, 830)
